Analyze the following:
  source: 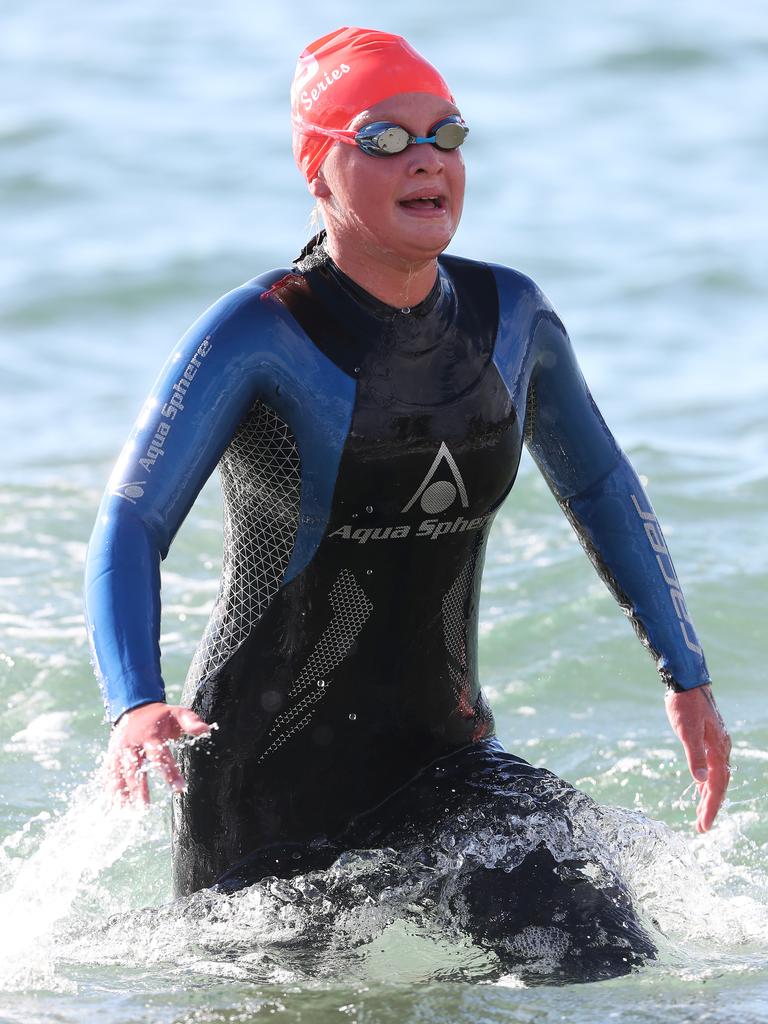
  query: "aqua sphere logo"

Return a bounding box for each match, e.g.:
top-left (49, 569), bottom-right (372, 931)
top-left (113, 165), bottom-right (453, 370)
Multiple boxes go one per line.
top-left (401, 442), bottom-right (469, 515)
top-left (329, 441), bottom-right (487, 544)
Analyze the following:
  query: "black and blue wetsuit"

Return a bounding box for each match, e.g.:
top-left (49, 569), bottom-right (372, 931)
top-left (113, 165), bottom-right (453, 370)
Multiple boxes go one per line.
top-left (85, 235), bottom-right (709, 979)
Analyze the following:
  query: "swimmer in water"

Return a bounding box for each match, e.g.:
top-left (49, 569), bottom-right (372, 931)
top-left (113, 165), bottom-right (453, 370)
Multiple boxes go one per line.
top-left (85, 27), bottom-right (731, 982)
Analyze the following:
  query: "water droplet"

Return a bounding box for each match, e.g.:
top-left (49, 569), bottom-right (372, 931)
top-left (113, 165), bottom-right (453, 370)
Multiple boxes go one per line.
top-left (292, 851), bottom-right (302, 860)
top-left (260, 690), bottom-right (282, 712)
top-left (354, 366), bottom-right (361, 374)
top-left (275, 384), bottom-right (282, 396)
top-left (317, 679), bottom-right (326, 688)
top-left (365, 505), bottom-right (373, 513)
top-left (401, 306), bottom-right (411, 314)
top-left (348, 713), bottom-right (357, 721)
top-left (366, 569), bottom-right (373, 576)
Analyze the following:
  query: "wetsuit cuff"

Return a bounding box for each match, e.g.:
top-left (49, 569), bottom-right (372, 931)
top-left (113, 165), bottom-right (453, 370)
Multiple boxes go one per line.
top-left (110, 697), bottom-right (167, 729)
top-left (665, 679), bottom-right (687, 694)
top-left (664, 678), bottom-right (711, 694)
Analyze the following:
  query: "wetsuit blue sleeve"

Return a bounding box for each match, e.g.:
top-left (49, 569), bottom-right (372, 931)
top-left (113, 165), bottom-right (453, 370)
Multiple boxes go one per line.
top-left (493, 266), bottom-right (710, 691)
top-left (84, 273), bottom-right (356, 722)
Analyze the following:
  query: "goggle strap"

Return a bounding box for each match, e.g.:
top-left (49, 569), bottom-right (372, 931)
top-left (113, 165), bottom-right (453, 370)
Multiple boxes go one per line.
top-left (291, 115), bottom-right (358, 145)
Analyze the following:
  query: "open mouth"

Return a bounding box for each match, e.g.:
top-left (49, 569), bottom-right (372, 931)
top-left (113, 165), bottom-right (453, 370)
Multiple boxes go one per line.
top-left (398, 195), bottom-right (444, 210)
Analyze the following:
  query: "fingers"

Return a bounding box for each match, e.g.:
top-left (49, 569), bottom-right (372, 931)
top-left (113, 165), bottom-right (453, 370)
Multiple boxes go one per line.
top-left (145, 708), bottom-right (213, 792)
top-left (136, 759), bottom-right (150, 805)
top-left (145, 740), bottom-right (187, 794)
top-left (102, 703), bottom-right (214, 806)
top-left (105, 741), bottom-right (178, 805)
top-left (696, 772), bottom-right (728, 833)
top-left (695, 723), bottom-right (732, 833)
top-left (149, 706), bottom-right (211, 744)
top-left (696, 785), bottom-right (722, 833)
top-left (671, 709), bottom-right (708, 787)
top-left (683, 733), bottom-right (709, 785)
top-left (105, 747), bottom-right (131, 806)
top-left (113, 746), bottom-right (149, 806)
top-left (175, 707), bottom-right (212, 738)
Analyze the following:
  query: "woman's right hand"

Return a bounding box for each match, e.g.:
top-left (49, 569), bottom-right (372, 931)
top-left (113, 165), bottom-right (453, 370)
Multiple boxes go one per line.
top-left (105, 701), bottom-right (212, 806)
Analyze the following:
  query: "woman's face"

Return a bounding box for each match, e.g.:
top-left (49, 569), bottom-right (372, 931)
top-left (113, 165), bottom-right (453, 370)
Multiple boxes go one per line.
top-left (313, 91), bottom-right (466, 269)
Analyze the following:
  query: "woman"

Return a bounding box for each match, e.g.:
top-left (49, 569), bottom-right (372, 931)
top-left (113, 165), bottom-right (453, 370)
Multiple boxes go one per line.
top-left (85, 27), bottom-right (730, 981)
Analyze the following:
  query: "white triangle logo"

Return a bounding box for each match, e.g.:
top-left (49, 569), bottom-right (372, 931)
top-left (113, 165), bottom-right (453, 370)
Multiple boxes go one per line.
top-left (401, 442), bottom-right (469, 515)
top-left (112, 479), bottom-right (147, 505)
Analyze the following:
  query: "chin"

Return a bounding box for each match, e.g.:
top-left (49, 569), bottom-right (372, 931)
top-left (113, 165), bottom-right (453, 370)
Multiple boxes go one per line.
top-left (390, 226), bottom-right (456, 262)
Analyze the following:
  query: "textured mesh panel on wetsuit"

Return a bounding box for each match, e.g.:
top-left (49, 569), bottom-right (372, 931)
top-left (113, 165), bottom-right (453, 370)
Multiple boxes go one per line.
top-left (183, 401), bottom-right (301, 700)
top-left (258, 568), bottom-right (373, 763)
top-left (442, 538), bottom-right (482, 711)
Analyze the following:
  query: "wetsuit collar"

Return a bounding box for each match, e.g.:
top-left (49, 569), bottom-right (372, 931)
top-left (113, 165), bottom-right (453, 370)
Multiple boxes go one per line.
top-left (294, 231), bottom-right (443, 322)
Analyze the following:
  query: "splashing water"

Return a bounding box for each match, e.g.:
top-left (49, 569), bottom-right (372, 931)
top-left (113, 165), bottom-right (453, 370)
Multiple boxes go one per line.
top-left (594, 806), bottom-right (768, 976)
top-left (0, 779), bottom-right (161, 993)
top-left (2, 768), bottom-right (766, 995)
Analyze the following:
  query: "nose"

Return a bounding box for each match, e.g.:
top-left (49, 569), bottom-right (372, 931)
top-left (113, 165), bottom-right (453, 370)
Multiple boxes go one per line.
top-left (406, 141), bottom-right (445, 175)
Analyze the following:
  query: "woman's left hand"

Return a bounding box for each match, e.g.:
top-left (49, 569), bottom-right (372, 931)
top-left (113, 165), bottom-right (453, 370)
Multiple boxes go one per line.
top-left (665, 683), bottom-right (731, 832)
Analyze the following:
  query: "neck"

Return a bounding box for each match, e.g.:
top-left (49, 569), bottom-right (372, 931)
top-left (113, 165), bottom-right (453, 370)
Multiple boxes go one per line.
top-left (324, 234), bottom-right (439, 309)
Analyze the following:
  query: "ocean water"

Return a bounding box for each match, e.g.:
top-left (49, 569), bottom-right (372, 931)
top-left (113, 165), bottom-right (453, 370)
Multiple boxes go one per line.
top-left (1, 1), bottom-right (767, 1021)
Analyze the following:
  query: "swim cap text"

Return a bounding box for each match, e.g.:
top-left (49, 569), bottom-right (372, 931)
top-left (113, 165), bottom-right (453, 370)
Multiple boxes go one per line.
top-left (301, 63), bottom-right (351, 111)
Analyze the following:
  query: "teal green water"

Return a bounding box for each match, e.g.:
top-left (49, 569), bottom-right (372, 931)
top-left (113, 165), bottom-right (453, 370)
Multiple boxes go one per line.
top-left (1, 2), bottom-right (767, 1021)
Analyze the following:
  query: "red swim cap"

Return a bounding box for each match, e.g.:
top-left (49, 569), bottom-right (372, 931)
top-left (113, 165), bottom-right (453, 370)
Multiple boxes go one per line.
top-left (290, 26), bottom-right (454, 183)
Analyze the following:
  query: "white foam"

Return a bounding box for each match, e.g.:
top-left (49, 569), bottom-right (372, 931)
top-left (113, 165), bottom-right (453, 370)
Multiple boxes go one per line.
top-left (0, 777), bottom-right (159, 992)
top-left (5, 711), bottom-right (73, 770)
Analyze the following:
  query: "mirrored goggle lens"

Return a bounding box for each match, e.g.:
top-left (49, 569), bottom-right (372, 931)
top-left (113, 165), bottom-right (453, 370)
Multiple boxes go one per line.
top-left (376, 126), bottom-right (412, 153)
top-left (359, 125), bottom-right (410, 154)
top-left (433, 121), bottom-right (468, 150)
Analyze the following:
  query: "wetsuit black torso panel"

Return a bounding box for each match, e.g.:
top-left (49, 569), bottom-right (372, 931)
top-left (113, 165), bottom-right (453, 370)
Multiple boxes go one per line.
top-left (173, 248), bottom-right (523, 891)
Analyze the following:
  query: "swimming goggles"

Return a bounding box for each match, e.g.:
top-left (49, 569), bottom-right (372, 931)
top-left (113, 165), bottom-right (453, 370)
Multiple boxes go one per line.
top-left (294, 115), bottom-right (469, 157)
